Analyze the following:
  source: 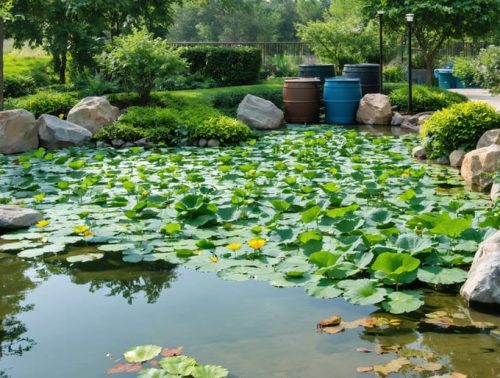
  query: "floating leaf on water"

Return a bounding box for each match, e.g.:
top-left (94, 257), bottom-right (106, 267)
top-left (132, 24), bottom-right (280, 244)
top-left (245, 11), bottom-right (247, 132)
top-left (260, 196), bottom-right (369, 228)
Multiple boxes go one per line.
top-left (339, 279), bottom-right (389, 306)
top-left (18, 243), bottom-right (66, 258)
top-left (301, 205), bottom-right (321, 223)
top-left (356, 366), bottom-right (374, 373)
top-left (317, 315), bottom-right (341, 329)
top-left (106, 363), bottom-right (142, 374)
top-left (191, 364), bottom-right (229, 378)
top-left (159, 355), bottom-right (197, 376)
top-left (304, 279), bottom-right (342, 299)
top-left (382, 291), bottom-right (424, 314)
top-left (66, 253), bottom-right (104, 263)
top-left (420, 362), bottom-right (443, 372)
top-left (137, 368), bottom-right (172, 378)
top-left (373, 357), bottom-right (410, 376)
top-left (417, 266), bottom-right (468, 285)
top-left (124, 345), bottom-right (162, 363)
top-left (160, 346), bottom-right (183, 357)
top-left (321, 326), bottom-right (345, 334)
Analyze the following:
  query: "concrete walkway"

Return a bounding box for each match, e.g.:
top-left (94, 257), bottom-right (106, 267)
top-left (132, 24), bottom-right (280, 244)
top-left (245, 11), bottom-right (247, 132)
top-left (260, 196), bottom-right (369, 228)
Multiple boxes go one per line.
top-left (449, 88), bottom-right (500, 111)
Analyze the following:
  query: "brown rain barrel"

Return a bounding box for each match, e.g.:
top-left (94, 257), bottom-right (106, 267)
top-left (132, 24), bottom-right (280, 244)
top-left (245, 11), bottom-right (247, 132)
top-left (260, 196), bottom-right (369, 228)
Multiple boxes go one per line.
top-left (283, 78), bottom-right (321, 124)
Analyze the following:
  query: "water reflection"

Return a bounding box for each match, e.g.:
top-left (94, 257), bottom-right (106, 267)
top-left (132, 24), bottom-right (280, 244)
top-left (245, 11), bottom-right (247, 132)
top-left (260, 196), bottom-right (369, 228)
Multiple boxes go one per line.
top-left (45, 249), bottom-right (178, 304)
top-left (0, 253), bottom-right (37, 377)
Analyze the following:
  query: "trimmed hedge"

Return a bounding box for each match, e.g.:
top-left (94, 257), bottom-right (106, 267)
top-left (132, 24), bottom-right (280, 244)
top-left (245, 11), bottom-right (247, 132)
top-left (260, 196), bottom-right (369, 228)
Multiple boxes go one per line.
top-left (5, 91), bottom-right (79, 118)
top-left (421, 101), bottom-right (500, 158)
top-left (181, 46), bottom-right (262, 86)
top-left (4, 76), bottom-right (37, 98)
top-left (389, 85), bottom-right (467, 113)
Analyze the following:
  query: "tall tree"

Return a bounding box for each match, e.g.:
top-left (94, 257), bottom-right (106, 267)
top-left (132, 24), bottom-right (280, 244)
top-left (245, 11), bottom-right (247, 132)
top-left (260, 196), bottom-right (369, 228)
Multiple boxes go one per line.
top-left (6, 0), bottom-right (182, 83)
top-left (363, 0), bottom-right (500, 84)
top-left (0, 0), bottom-right (12, 110)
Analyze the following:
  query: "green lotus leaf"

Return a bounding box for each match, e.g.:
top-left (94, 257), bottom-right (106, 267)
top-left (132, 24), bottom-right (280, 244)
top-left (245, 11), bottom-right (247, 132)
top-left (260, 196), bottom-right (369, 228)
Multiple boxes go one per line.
top-left (417, 266), bottom-right (468, 285)
top-left (339, 279), bottom-right (389, 305)
top-left (298, 230), bottom-right (322, 244)
top-left (396, 234), bottom-right (433, 255)
top-left (123, 345), bottom-right (162, 363)
top-left (66, 253), bottom-right (104, 263)
top-left (301, 205), bottom-right (321, 223)
top-left (320, 182), bottom-right (340, 194)
top-left (325, 204), bottom-right (359, 218)
top-left (270, 199), bottom-right (291, 212)
top-left (192, 364), bottom-right (229, 378)
top-left (18, 243), bottom-right (66, 258)
top-left (382, 290), bottom-right (424, 314)
top-left (159, 356), bottom-right (197, 375)
top-left (371, 252), bottom-right (420, 278)
top-left (137, 368), bottom-right (175, 378)
top-left (304, 279), bottom-right (343, 299)
top-left (309, 251), bottom-right (341, 268)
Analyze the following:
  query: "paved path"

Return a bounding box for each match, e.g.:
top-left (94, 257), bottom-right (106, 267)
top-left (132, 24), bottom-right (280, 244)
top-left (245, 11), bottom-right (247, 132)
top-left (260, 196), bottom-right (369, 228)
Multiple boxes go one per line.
top-left (449, 88), bottom-right (500, 111)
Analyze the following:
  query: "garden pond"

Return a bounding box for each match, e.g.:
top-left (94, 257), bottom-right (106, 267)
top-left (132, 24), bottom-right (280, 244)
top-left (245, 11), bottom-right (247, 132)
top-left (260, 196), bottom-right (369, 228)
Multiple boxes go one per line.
top-left (0, 125), bottom-right (499, 377)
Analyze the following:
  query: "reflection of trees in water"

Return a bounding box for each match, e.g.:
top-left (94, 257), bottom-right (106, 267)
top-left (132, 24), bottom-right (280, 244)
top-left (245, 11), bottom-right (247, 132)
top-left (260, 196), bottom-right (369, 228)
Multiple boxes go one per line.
top-left (0, 254), bottom-right (37, 372)
top-left (47, 253), bottom-right (178, 305)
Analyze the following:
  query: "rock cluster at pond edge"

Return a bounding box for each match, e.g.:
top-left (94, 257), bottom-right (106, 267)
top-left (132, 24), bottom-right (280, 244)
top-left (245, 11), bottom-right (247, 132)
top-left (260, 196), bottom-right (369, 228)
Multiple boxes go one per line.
top-left (0, 205), bottom-right (42, 230)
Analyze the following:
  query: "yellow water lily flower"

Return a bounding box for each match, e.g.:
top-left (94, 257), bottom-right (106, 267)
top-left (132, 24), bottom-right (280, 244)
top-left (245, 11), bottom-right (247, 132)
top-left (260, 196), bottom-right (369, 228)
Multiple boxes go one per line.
top-left (58, 113), bottom-right (65, 119)
top-left (248, 238), bottom-right (266, 250)
top-left (226, 242), bottom-right (243, 252)
top-left (36, 219), bottom-right (50, 228)
top-left (210, 255), bottom-right (219, 263)
top-left (83, 230), bottom-right (93, 237)
top-left (74, 225), bottom-right (90, 234)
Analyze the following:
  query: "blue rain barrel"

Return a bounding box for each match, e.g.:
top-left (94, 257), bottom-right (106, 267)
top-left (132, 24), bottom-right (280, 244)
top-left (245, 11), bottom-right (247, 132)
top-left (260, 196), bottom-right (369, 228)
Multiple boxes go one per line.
top-left (435, 69), bottom-right (454, 89)
top-left (324, 77), bottom-right (362, 125)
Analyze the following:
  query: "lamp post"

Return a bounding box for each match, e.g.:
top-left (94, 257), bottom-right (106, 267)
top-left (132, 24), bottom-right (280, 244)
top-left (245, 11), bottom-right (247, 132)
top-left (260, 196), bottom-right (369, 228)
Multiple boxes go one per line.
top-left (378, 11), bottom-right (384, 94)
top-left (406, 13), bottom-right (414, 113)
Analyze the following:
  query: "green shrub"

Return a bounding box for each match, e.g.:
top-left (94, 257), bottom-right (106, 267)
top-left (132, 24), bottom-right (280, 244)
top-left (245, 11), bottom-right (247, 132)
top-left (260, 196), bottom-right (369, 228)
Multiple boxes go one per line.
top-left (477, 45), bottom-right (500, 94)
top-left (99, 28), bottom-right (187, 102)
top-left (389, 85), bottom-right (467, 113)
top-left (6, 91), bottom-right (79, 118)
top-left (383, 65), bottom-right (404, 83)
top-left (453, 57), bottom-right (479, 87)
top-left (382, 82), bottom-right (406, 96)
top-left (181, 46), bottom-right (262, 86)
top-left (4, 76), bottom-right (37, 98)
top-left (190, 116), bottom-right (250, 144)
top-left (95, 103), bottom-right (250, 146)
top-left (421, 102), bottom-right (500, 158)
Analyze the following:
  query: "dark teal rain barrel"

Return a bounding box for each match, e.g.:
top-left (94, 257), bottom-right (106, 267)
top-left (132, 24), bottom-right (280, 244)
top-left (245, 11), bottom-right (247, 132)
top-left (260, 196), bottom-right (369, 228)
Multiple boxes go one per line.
top-left (298, 64), bottom-right (335, 84)
top-left (324, 77), bottom-right (362, 125)
top-left (342, 64), bottom-right (380, 95)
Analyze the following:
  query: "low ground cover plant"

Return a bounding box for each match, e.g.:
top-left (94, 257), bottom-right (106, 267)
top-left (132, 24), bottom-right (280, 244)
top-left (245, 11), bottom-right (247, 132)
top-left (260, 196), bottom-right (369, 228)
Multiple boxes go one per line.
top-left (389, 85), bottom-right (467, 113)
top-left (5, 91), bottom-right (79, 117)
top-left (421, 101), bottom-right (500, 158)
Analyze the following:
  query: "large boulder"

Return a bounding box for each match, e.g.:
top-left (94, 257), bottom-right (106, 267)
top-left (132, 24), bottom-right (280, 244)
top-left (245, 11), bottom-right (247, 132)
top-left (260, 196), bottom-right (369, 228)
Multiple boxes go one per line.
top-left (461, 231), bottom-right (500, 304)
top-left (237, 94), bottom-right (284, 130)
top-left (67, 97), bottom-right (119, 135)
top-left (0, 109), bottom-right (38, 154)
top-left (0, 205), bottom-right (42, 229)
top-left (37, 114), bottom-right (92, 150)
top-left (356, 94), bottom-right (392, 125)
top-left (476, 129), bottom-right (500, 149)
top-left (460, 144), bottom-right (500, 191)
top-left (491, 182), bottom-right (500, 201)
top-left (449, 149), bottom-right (466, 168)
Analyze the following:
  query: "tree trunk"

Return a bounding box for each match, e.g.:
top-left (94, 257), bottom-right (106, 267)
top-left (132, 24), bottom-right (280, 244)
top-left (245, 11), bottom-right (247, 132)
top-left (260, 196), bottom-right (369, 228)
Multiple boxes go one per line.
top-left (0, 17), bottom-right (4, 111)
top-left (59, 51), bottom-right (67, 84)
top-left (425, 55), bottom-right (435, 86)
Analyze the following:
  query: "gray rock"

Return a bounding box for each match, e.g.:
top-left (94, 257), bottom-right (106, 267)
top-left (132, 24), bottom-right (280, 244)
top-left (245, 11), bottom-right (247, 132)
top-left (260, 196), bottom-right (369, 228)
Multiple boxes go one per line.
top-left (449, 149), bottom-right (466, 168)
top-left (476, 129), bottom-right (500, 149)
top-left (67, 97), bottom-right (119, 135)
top-left (461, 144), bottom-right (500, 191)
top-left (0, 109), bottom-right (38, 154)
top-left (412, 146), bottom-right (427, 159)
top-left (391, 112), bottom-right (405, 126)
top-left (37, 114), bottom-right (92, 150)
top-left (0, 205), bottom-right (42, 229)
top-left (491, 182), bottom-right (500, 201)
top-left (237, 94), bottom-right (284, 130)
top-left (198, 138), bottom-right (208, 147)
top-left (356, 94), bottom-right (392, 125)
top-left (436, 156), bottom-right (450, 165)
top-left (135, 138), bottom-right (153, 148)
top-left (122, 142), bottom-right (135, 148)
top-left (400, 117), bottom-right (420, 133)
top-left (461, 231), bottom-right (500, 304)
top-left (96, 141), bottom-right (109, 148)
top-left (111, 139), bottom-right (125, 148)
top-left (416, 112), bottom-right (433, 126)
top-left (207, 139), bottom-right (220, 147)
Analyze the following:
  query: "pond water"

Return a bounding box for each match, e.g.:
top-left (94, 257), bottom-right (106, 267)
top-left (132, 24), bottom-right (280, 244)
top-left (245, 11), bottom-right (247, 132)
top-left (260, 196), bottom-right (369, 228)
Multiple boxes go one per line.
top-left (0, 125), bottom-right (499, 377)
top-left (0, 252), bottom-right (499, 378)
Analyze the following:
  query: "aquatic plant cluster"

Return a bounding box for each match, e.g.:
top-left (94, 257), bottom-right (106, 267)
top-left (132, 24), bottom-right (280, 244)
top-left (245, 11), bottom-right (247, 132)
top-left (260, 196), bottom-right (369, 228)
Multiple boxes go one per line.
top-left (0, 126), bottom-right (497, 314)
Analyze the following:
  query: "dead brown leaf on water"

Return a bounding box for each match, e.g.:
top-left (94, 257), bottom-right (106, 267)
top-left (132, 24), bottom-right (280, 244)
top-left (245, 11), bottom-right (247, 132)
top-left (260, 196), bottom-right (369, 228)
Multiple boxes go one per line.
top-left (106, 363), bottom-right (142, 374)
top-left (321, 326), bottom-right (345, 334)
top-left (356, 347), bottom-right (373, 353)
top-left (373, 357), bottom-right (410, 376)
top-left (375, 344), bottom-right (401, 355)
top-left (429, 373), bottom-right (467, 378)
top-left (317, 315), bottom-right (342, 329)
top-left (160, 346), bottom-right (183, 357)
top-left (356, 366), bottom-right (374, 373)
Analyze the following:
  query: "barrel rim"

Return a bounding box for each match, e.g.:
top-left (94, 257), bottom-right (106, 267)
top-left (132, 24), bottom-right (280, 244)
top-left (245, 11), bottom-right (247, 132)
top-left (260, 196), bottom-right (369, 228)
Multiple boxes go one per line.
top-left (299, 64), bottom-right (335, 68)
top-left (324, 77), bottom-right (361, 83)
top-left (343, 63), bottom-right (380, 68)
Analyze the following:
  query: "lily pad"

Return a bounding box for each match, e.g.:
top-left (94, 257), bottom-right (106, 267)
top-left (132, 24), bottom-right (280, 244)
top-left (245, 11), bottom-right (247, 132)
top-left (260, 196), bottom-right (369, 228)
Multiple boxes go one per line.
top-left (124, 345), bottom-right (162, 363)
